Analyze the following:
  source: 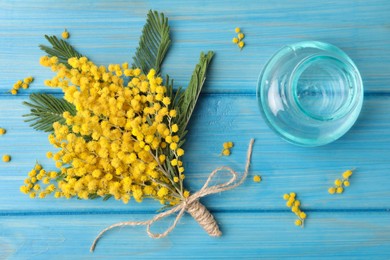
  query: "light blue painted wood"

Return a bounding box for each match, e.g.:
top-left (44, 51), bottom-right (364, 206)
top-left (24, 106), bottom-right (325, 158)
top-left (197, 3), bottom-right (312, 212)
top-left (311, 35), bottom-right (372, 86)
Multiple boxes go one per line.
top-left (1, 0), bottom-right (390, 258)
top-left (0, 0), bottom-right (389, 94)
top-left (1, 212), bottom-right (390, 259)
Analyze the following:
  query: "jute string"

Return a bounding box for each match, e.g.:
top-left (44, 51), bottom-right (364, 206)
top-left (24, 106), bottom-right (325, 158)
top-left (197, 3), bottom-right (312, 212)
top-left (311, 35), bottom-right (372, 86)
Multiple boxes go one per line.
top-left (90, 138), bottom-right (255, 252)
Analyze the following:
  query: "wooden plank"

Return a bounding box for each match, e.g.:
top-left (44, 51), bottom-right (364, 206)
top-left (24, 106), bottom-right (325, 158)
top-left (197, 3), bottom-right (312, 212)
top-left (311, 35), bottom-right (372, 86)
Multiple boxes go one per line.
top-left (1, 211), bottom-right (390, 258)
top-left (0, 0), bottom-right (389, 93)
top-left (1, 1), bottom-right (389, 259)
top-left (1, 94), bottom-right (389, 212)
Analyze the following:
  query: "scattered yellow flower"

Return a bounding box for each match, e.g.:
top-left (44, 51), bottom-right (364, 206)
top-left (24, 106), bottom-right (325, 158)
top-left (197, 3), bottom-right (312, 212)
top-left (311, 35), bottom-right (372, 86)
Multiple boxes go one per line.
top-left (0, 128), bottom-right (6, 135)
top-left (2, 154), bottom-right (11, 162)
top-left (253, 175), bottom-right (261, 183)
top-left (62, 29), bottom-right (69, 39)
top-left (222, 149), bottom-right (230, 156)
top-left (222, 141), bottom-right (233, 156)
top-left (235, 27), bottom-right (240, 33)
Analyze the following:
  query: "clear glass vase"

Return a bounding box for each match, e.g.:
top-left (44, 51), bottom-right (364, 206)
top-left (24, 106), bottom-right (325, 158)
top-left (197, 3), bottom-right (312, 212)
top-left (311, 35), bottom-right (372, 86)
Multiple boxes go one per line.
top-left (257, 41), bottom-right (363, 147)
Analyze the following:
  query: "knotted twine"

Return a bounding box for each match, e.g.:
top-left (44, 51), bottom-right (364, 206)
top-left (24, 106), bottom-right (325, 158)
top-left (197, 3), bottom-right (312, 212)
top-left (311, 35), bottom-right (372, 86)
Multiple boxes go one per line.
top-left (90, 138), bottom-right (255, 252)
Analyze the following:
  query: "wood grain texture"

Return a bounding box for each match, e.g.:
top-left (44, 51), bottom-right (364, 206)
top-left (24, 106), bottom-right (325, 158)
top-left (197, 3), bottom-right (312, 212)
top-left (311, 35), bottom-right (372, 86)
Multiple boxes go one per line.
top-left (0, 0), bottom-right (389, 94)
top-left (1, 212), bottom-right (390, 259)
top-left (1, 0), bottom-right (390, 258)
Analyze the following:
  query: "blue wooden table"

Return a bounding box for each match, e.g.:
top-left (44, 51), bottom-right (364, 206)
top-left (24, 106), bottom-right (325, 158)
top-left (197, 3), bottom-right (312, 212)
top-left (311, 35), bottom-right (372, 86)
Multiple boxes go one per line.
top-left (1, 0), bottom-right (390, 258)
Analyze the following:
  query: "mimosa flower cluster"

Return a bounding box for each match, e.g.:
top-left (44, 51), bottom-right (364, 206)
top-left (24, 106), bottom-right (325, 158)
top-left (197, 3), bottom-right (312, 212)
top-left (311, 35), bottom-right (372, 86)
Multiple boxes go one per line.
top-left (20, 55), bottom-right (189, 205)
top-left (221, 141), bottom-right (233, 156)
top-left (328, 169), bottom-right (354, 194)
top-left (10, 76), bottom-right (34, 95)
top-left (232, 27), bottom-right (245, 49)
top-left (283, 192), bottom-right (307, 227)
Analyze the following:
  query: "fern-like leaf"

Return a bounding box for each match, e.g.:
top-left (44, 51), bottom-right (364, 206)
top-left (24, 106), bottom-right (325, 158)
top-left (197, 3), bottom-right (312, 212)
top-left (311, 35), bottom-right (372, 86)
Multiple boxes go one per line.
top-left (164, 74), bottom-right (184, 110)
top-left (39, 35), bottom-right (83, 67)
top-left (176, 51), bottom-right (214, 138)
top-left (23, 93), bottom-right (76, 132)
top-left (132, 10), bottom-right (171, 74)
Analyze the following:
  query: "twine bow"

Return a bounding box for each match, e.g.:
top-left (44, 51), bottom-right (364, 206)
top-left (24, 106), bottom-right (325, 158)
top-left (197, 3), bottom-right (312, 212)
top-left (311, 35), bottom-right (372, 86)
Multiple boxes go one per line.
top-left (91, 139), bottom-right (255, 252)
